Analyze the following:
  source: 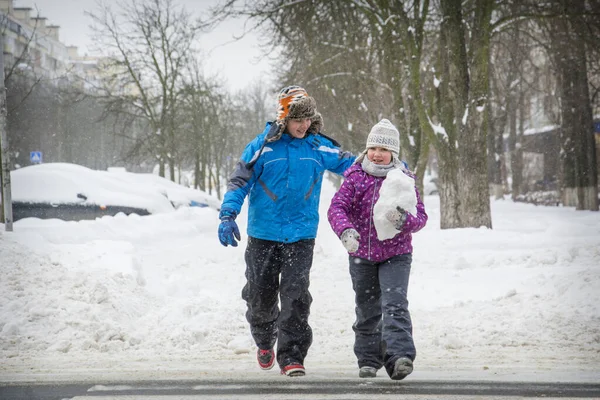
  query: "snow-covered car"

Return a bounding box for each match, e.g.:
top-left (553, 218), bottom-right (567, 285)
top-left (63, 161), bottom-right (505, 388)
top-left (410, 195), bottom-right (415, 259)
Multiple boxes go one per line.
top-left (4, 163), bottom-right (220, 221)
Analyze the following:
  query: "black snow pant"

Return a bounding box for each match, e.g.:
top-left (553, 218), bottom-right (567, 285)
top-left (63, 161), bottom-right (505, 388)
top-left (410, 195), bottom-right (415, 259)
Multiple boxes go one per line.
top-left (349, 253), bottom-right (415, 374)
top-left (242, 236), bottom-right (315, 368)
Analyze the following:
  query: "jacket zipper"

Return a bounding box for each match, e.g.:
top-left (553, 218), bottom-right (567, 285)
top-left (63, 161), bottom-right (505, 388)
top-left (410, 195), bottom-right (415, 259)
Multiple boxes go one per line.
top-left (368, 178), bottom-right (379, 259)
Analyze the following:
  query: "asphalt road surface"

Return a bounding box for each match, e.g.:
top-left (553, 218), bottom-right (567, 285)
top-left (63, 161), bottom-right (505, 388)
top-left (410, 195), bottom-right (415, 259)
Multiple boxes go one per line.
top-left (1, 379), bottom-right (600, 400)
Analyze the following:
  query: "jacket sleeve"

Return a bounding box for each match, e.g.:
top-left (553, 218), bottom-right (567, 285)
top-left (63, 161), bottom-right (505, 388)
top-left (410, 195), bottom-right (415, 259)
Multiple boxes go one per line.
top-left (219, 136), bottom-right (265, 217)
top-left (402, 186), bottom-right (428, 233)
top-left (327, 172), bottom-right (357, 237)
top-left (316, 135), bottom-right (356, 175)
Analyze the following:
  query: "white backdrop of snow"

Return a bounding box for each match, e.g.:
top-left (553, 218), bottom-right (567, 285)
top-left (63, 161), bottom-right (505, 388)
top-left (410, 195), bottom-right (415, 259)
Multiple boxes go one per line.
top-left (1, 174), bottom-right (599, 382)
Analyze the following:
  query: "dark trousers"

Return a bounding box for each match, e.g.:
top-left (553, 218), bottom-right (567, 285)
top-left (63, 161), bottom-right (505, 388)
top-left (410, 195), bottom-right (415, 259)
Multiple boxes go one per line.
top-left (349, 253), bottom-right (415, 371)
top-left (242, 236), bottom-right (315, 367)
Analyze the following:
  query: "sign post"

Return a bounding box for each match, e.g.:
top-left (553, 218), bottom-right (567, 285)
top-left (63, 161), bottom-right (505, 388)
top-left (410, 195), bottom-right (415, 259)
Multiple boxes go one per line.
top-left (0, 33), bottom-right (13, 231)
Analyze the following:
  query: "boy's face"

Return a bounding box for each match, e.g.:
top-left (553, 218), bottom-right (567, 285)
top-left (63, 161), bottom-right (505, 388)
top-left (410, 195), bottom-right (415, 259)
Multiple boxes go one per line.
top-left (367, 147), bottom-right (393, 165)
top-left (287, 118), bottom-right (312, 139)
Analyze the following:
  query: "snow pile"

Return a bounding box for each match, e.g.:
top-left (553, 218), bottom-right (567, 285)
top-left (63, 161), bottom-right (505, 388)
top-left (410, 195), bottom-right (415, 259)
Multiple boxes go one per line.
top-left (3, 163), bottom-right (220, 212)
top-left (373, 168), bottom-right (417, 240)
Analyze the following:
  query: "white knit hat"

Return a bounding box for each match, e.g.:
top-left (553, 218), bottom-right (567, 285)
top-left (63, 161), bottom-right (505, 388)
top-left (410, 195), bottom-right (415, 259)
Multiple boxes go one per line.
top-left (366, 119), bottom-right (400, 154)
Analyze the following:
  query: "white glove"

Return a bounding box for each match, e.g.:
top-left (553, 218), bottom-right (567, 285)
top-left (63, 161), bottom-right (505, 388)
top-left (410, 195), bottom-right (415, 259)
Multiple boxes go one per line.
top-left (385, 206), bottom-right (408, 230)
top-left (341, 228), bottom-right (360, 253)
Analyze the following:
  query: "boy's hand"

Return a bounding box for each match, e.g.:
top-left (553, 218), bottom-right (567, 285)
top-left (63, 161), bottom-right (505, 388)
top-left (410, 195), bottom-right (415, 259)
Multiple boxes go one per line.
top-left (385, 206), bottom-right (408, 230)
top-left (218, 218), bottom-right (241, 247)
top-left (218, 207), bottom-right (241, 247)
top-left (341, 228), bottom-right (360, 253)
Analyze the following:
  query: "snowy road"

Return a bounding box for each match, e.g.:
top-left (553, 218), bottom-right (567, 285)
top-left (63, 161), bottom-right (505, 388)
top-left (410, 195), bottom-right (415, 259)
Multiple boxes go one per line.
top-left (2, 378), bottom-right (600, 400)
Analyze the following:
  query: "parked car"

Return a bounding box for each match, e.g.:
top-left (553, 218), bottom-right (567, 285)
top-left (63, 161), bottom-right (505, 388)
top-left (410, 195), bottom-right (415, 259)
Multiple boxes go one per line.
top-left (3, 163), bottom-right (220, 222)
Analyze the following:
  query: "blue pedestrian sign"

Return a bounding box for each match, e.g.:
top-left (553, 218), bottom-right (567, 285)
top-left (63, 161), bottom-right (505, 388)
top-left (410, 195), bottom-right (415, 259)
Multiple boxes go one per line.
top-left (30, 151), bottom-right (42, 164)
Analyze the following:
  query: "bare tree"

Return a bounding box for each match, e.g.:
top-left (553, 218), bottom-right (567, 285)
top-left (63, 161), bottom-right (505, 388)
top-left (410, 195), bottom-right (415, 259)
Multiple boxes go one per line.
top-left (88, 0), bottom-right (205, 179)
top-left (179, 62), bottom-right (226, 193)
top-left (211, 1), bottom-right (431, 190)
top-left (516, 0), bottom-right (600, 210)
top-left (487, 14), bottom-right (531, 200)
top-left (211, 0), bottom-right (497, 229)
top-left (1, 9), bottom-right (44, 189)
top-left (546, 0), bottom-right (599, 210)
top-left (213, 0), bottom-right (600, 217)
top-left (0, 10), bottom-right (43, 109)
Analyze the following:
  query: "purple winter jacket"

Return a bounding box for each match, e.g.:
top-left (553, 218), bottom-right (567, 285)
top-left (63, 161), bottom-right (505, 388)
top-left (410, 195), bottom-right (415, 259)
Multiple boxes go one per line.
top-left (327, 163), bottom-right (428, 262)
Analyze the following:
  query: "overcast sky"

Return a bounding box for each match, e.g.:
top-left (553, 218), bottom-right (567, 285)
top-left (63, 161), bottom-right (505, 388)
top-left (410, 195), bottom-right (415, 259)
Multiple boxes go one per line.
top-left (14, 0), bottom-right (272, 91)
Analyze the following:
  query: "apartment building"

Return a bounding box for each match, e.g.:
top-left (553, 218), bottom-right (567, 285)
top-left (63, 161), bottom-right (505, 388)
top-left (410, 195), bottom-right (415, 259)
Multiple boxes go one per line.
top-left (0, 0), bottom-right (98, 84)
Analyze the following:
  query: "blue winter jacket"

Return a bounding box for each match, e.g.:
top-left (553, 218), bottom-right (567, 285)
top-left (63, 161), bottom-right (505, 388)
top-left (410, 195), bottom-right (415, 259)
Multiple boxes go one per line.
top-left (220, 122), bottom-right (355, 243)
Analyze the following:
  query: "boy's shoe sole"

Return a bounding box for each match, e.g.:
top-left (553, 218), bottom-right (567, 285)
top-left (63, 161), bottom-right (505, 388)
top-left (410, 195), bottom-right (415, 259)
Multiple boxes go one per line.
top-left (257, 348), bottom-right (275, 370)
top-left (390, 357), bottom-right (413, 380)
top-left (281, 364), bottom-right (305, 377)
top-left (359, 366), bottom-right (378, 378)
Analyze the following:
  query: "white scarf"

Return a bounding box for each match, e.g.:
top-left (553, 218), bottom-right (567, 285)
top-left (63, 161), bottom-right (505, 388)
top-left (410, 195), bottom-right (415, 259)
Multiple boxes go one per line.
top-left (361, 157), bottom-right (397, 177)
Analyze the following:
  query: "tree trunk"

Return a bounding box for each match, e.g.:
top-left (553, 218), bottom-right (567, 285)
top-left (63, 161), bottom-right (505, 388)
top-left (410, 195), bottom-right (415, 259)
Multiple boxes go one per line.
top-left (435, 0), bottom-right (465, 228)
top-left (0, 149), bottom-right (2, 221)
top-left (508, 91), bottom-right (523, 198)
top-left (438, 0), bottom-right (492, 228)
top-left (458, 0), bottom-right (493, 228)
top-left (169, 161), bottom-right (175, 183)
top-left (438, 143), bottom-right (461, 229)
top-left (488, 111), bottom-right (504, 199)
top-left (194, 152), bottom-right (201, 189)
top-left (552, 0), bottom-right (598, 210)
top-left (489, 22), bottom-right (522, 201)
top-left (517, 92), bottom-right (526, 194)
top-left (414, 134), bottom-right (430, 196)
top-left (158, 158), bottom-right (165, 177)
top-left (210, 168), bottom-right (220, 199)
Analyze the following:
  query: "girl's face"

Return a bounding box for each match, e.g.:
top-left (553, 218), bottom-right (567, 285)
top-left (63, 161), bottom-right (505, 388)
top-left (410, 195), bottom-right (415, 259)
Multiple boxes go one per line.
top-left (367, 147), bottom-right (393, 165)
top-left (286, 118), bottom-right (312, 139)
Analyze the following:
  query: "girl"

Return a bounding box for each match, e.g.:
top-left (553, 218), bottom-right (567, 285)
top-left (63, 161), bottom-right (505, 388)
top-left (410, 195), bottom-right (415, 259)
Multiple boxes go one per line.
top-left (327, 119), bottom-right (428, 380)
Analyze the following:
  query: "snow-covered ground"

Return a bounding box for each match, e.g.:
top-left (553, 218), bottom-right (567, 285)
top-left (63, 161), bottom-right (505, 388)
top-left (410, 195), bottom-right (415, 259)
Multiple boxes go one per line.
top-left (1, 175), bottom-right (599, 383)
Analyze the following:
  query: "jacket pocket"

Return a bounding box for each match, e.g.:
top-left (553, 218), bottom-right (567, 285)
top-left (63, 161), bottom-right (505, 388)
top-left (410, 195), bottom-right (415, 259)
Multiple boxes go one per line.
top-left (303, 172), bottom-right (323, 201)
top-left (257, 178), bottom-right (278, 201)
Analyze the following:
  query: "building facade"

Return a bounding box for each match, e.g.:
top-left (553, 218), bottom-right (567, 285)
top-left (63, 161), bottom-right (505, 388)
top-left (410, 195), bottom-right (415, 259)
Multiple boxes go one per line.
top-left (1, 0), bottom-right (98, 84)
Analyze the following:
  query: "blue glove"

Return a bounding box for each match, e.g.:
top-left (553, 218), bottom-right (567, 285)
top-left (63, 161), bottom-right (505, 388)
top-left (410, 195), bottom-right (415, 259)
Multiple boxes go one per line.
top-left (218, 208), bottom-right (241, 247)
top-left (219, 218), bottom-right (241, 247)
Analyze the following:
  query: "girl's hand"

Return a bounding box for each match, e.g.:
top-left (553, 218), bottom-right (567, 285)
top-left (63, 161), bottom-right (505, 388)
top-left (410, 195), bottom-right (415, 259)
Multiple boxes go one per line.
top-left (341, 228), bottom-right (360, 253)
top-left (385, 206), bottom-right (407, 230)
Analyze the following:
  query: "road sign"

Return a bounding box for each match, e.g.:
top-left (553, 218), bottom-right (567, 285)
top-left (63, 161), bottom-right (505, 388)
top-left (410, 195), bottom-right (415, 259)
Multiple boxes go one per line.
top-left (30, 151), bottom-right (42, 164)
